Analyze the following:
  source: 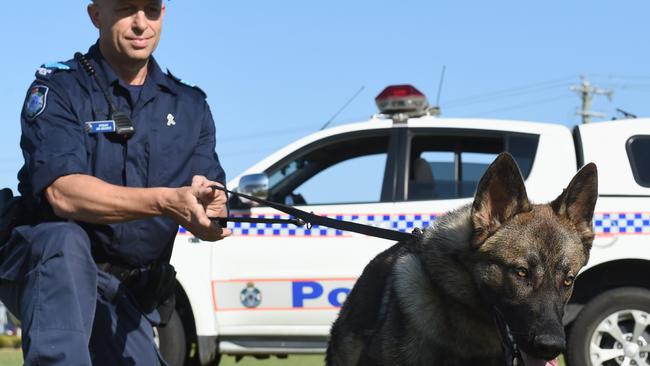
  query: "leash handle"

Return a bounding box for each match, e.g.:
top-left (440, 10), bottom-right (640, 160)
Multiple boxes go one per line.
top-left (210, 185), bottom-right (418, 242)
top-left (212, 216), bottom-right (305, 227)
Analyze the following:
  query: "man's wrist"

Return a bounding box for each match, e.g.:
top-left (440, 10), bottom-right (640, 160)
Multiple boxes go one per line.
top-left (156, 187), bottom-right (176, 217)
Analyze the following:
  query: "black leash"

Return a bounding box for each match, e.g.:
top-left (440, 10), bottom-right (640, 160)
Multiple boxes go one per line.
top-left (209, 185), bottom-right (418, 242)
top-left (221, 215), bottom-right (306, 227)
top-left (493, 307), bottom-right (524, 366)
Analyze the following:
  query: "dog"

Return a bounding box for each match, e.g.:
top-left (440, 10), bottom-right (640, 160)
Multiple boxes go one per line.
top-left (326, 153), bottom-right (598, 366)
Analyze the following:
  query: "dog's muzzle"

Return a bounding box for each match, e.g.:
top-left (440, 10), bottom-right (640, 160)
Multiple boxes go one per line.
top-left (492, 307), bottom-right (558, 366)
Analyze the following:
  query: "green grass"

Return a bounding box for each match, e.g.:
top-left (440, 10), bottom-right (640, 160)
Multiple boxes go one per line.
top-left (221, 355), bottom-right (324, 365)
top-left (0, 349), bottom-right (22, 366)
top-left (0, 350), bottom-right (566, 366)
top-left (220, 355), bottom-right (566, 366)
top-left (0, 351), bottom-right (325, 366)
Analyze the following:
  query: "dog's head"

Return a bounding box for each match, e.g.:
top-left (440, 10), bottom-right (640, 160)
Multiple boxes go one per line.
top-left (470, 153), bottom-right (597, 361)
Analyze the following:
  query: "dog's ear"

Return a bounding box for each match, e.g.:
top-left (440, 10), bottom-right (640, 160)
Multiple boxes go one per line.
top-left (551, 163), bottom-right (598, 248)
top-left (471, 153), bottom-right (531, 246)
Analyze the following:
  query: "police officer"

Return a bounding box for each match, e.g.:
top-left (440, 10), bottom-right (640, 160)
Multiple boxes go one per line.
top-left (0, 0), bottom-right (230, 364)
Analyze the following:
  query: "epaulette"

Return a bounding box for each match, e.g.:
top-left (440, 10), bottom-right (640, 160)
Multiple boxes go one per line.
top-left (166, 69), bottom-right (207, 98)
top-left (34, 61), bottom-right (75, 80)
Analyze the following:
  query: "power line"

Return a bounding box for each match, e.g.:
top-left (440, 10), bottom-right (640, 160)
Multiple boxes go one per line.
top-left (219, 113), bottom-right (375, 143)
top-left (594, 83), bottom-right (650, 92)
top-left (589, 74), bottom-right (650, 81)
top-left (219, 125), bottom-right (316, 144)
top-left (220, 147), bottom-right (278, 157)
top-left (219, 74), bottom-right (644, 146)
top-left (444, 83), bottom-right (568, 110)
top-left (443, 76), bottom-right (575, 108)
top-left (465, 94), bottom-right (571, 117)
top-left (445, 79), bottom-right (572, 107)
top-left (614, 87), bottom-right (650, 93)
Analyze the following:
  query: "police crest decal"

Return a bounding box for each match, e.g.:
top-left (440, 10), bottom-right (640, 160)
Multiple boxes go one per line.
top-left (25, 85), bottom-right (49, 120)
top-left (240, 282), bottom-right (262, 308)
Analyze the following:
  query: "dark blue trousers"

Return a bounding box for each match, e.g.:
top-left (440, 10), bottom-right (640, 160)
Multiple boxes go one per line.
top-left (0, 222), bottom-right (167, 366)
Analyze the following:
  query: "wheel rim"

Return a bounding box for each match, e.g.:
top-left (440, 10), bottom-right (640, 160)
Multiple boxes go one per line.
top-left (590, 309), bottom-right (650, 366)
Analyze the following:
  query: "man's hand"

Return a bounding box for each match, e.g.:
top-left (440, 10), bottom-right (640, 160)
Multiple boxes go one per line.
top-left (162, 176), bottom-right (231, 241)
top-left (192, 175), bottom-right (229, 219)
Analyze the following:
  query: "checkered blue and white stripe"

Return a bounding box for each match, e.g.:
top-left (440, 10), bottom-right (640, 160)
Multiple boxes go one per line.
top-left (593, 212), bottom-right (650, 235)
top-left (217, 213), bottom-right (438, 237)
top-left (177, 212), bottom-right (650, 237)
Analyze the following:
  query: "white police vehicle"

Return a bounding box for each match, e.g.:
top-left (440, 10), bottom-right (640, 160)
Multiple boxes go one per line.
top-left (159, 85), bottom-right (650, 366)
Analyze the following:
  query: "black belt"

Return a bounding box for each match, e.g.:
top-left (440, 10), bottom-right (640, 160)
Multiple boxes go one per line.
top-left (210, 185), bottom-right (419, 243)
top-left (96, 261), bottom-right (177, 314)
top-left (96, 262), bottom-right (144, 286)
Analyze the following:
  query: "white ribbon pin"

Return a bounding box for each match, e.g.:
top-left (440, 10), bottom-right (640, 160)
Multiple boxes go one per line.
top-left (166, 113), bottom-right (176, 126)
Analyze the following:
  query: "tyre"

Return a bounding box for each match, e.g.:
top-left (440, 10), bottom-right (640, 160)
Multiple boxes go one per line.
top-left (566, 287), bottom-right (650, 366)
top-left (156, 309), bottom-right (187, 366)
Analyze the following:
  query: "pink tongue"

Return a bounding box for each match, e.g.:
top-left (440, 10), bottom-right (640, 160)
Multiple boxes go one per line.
top-left (521, 351), bottom-right (558, 366)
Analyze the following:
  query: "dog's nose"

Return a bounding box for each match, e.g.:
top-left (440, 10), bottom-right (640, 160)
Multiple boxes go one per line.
top-left (533, 334), bottom-right (565, 359)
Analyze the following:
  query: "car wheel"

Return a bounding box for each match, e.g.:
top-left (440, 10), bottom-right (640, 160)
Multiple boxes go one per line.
top-left (566, 287), bottom-right (650, 366)
top-left (155, 309), bottom-right (187, 366)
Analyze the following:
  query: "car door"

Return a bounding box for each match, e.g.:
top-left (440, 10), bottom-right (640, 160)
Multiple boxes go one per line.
top-left (211, 127), bottom-right (404, 335)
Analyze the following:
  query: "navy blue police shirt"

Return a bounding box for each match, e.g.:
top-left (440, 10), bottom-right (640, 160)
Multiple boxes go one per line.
top-left (18, 43), bottom-right (226, 268)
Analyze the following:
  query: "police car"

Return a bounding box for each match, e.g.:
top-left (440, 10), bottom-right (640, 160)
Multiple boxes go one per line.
top-left (159, 85), bottom-right (650, 366)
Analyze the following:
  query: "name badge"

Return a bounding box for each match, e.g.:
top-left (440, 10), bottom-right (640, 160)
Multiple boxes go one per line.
top-left (85, 120), bottom-right (116, 133)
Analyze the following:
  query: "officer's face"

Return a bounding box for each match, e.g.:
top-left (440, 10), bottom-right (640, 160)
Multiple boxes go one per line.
top-left (88, 0), bottom-right (165, 63)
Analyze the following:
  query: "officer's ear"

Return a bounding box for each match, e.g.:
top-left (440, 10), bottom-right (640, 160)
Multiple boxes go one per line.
top-left (87, 3), bottom-right (102, 29)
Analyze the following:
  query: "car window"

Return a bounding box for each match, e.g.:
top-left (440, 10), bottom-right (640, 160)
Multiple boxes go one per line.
top-left (292, 153), bottom-right (387, 205)
top-left (626, 135), bottom-right (650, 188)
top-left (406, 131), bottom-right (539, 201)
top-left (265, 132), bottom-right (391, 205)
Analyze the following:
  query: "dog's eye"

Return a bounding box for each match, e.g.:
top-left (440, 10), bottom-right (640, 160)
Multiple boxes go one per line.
top-left (515, 267), bottom-right (528, 278)
top-left (563, 276), bottom-right (575, 287)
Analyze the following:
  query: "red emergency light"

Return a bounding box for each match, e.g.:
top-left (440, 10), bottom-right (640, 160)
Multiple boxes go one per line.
top-left (375, 84), bottom-right (429, 116)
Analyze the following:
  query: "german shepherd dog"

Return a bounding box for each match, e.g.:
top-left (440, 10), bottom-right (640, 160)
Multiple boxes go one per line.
top-left (327, 153), bottom-right (598, 366)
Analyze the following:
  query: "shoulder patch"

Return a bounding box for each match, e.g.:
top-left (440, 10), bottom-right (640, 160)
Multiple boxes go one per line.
top-left (166, 69), bottom-right (207, 98)
top-left (43, 62), bottom-right (71, 70)
top-left (35, 61), bottom-right (73, 79)
top-left (24, 85), bottom-right (49, 120)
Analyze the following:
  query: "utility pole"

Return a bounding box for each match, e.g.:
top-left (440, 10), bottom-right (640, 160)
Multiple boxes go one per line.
top-left (570, 75), bottom-right (612, 124)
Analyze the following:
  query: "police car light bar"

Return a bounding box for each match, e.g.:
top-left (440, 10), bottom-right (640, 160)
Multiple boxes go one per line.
top-left (375, 84), bottom-right (430, 118)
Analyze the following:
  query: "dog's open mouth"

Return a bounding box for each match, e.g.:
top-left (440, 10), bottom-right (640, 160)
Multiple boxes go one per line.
top-left (521, 351), bottom-right (558, 366)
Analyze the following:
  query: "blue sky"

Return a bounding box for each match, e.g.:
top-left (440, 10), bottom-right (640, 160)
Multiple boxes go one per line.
top-left (1, 1), bottom-right (649, 191)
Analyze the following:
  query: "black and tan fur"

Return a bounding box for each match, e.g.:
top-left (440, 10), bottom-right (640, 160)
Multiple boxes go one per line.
top-left (327, 153), bottom-right (598, 366)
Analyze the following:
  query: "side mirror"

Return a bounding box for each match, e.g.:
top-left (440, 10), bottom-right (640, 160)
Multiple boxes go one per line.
top-left (237, 173), bottom-right (269, 206)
